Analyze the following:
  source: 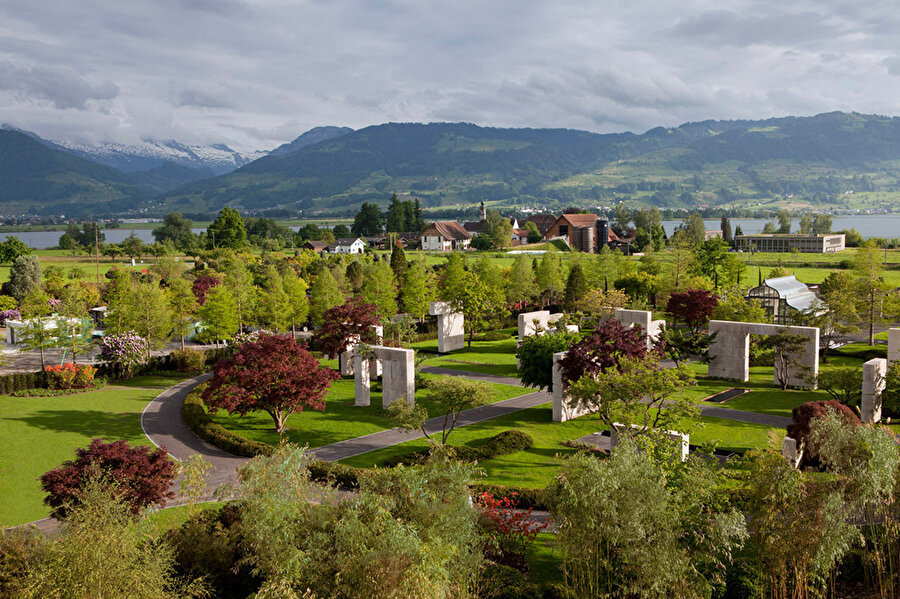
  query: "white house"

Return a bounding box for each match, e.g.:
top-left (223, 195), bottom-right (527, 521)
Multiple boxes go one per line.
top-left (326, 238), bottom-right (366, 254)
top-left (419, 221), bottom-right (472, 251)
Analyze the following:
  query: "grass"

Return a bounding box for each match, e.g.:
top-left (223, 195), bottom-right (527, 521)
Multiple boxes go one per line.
top-left (208, 373), bottom-right (527, 449)
top-left (0, 375), bottom-right (189, 526)
top-left (144, 501), bottom-right (225, 536)
top-left (341, 399), bottom-right (782, 489)
top-left (527, 533), bottom-right (563, 587)
top-left (415, 336), bottom-right (520, 379)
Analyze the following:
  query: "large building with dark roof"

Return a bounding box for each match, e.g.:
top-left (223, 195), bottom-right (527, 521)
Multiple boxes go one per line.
top-left (419, 221), bottom-right (471, 251)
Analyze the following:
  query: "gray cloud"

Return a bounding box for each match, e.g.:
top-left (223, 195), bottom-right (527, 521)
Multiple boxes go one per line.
top-left (0, 0), bottom-right (897, 151)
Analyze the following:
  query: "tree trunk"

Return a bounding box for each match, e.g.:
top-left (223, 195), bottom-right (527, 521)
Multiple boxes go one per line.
top-left (180, 332), bottom-right (185, 351)
top-left (39, 346), bottom-right (45, 370)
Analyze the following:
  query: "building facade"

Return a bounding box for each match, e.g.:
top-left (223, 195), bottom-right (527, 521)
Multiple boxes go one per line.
top-left (419, 221), bottom-right (472, 251)
top-left (735, 233), bottom-right (846, 253)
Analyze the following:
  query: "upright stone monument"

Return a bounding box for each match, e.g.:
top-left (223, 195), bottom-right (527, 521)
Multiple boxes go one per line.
top-left (611, 308), bottom-right (665, 348)
top-left (551, 351), bottom-right (591, 422)
top-left (861, 357), bottom-right (888, 424)
top-left (429, 301), bottom-right (464, 353)
top-left (353, 344), bottom-right (415, 408)
top-left (889, 328), bottom-right (900, 365)
top-left (708, 320), bottom-right (819, 389)
top-left (781, 436), bottom-right (803, 469)
top-left (339, 325), bottom-right (383, 377)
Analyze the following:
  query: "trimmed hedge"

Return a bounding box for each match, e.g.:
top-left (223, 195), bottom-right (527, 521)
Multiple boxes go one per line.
top-left (306, 460), bottom-right (366, 489)
top-left (832, 345), bottom-right (887, 361)
top-left (384, 429), bottom-right (534, 467)
top-left (181, 386), bottom-right (275, 458)
top-left (0, 371), bottom-right (45, 395)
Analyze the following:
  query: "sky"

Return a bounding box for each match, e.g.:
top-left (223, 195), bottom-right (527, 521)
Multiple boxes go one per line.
top-left (1, 0), bottom-right (898, 153)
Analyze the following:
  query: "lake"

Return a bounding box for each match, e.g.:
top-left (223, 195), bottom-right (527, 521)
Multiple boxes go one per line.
top-left (1, 215), bottom-right (898, 249)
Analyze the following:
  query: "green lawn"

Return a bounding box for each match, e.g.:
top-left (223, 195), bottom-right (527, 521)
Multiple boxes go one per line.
top-left (0, 375), bottom-right (188, 526)
top-left (144, 501), bottom-right (225, 536)
top-left (208, 374), bottom-right (527, 449)
top-left (415, 336), bottom-right (520, 379)
top-left (341, 400), bottom-right (781, 489)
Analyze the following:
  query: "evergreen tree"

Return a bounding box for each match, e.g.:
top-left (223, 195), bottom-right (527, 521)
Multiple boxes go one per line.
top-left (351, 202), bottom-right (384, 236)
top-left (777, 209), bottom-right (792, 234)
top-left (206, 206), bottom-right (247, 249)
top-left (360, 260), bottom-right (398, 318)
top-left (385, 193), bottom-right (404, 232)
top-left (413, 197), bottom-right (425, 233)
top-left (345, 260), bottom-right (364, 293)
top-left (563, 263), bottom-right (587, 312)
top-left (390, 243), bottom-right (408, 284)
top-left (734, 224), bottom-right (744, 238)
top-left (309, 268), bottom-right (344, 326)
top-left (400, 258), bottom-right (435, 318)
top-left (720, 215), bottom-right (733, 245)
top-left (103, 268), bottom-right (132, 335)
top-left (282, 269), bottom-right (310, 338)
top-left (854, 241), bottom-right (896, 345)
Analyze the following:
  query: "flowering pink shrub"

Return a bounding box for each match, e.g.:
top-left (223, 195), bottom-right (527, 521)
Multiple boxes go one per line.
top-left (45, 363), bottom-right (96, 389)
top-left (99, 331), bottom-right (149, 371)
top-left (47, 298), bottom-right (62, 310)
top-left (231, 329), bottom-right (273, 347)
top-left (0, 309), bottom-right (20, 325)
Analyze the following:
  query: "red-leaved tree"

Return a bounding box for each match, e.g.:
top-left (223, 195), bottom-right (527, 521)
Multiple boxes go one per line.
top-left (192, 274), bottom-right (221, 305)
top-left (787, 400), bottom-right (860, 466)
top-left (558, 319), bottom-right (649, 384)
top-left (315, 298), bottom-right (380, 358)
top-left (203, 334), bottom-right (339, 433)
top-left (40, 438), bottom-right (175, 518)
top-left (666, 289), bottom-right (719, 334)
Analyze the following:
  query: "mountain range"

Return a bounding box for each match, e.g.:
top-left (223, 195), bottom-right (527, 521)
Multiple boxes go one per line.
top-left (3, 112), bottom-right (900, 218)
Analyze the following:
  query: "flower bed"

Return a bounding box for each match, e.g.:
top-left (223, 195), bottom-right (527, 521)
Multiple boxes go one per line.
top-left (44, 363), bottom-right (97, 390)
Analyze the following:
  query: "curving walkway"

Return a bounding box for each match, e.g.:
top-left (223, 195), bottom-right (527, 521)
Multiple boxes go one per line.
top-left (16, 361), bottom-right (793, 530)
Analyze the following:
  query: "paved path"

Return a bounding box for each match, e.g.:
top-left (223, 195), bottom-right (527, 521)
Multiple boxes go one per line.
top-left (312, 390), bottom-right (551, 461)
top-left (699, 405), bottom-right (791, 427)
top-left (419, 365), bottom-right (524, 387)
top-left (140, 372), bottom-right (249, 492)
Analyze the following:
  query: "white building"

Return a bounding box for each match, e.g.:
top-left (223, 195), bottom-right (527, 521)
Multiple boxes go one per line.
top-left (418, 221), bottom-right (471, 251)
top-left (326, 238), bottom-right (366, 254)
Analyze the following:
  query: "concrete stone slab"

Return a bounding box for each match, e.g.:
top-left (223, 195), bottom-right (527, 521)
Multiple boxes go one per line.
top-left (517, 310), bottom-right (552, 338)
top-left (782, 436), bottom-right (803, 468)
top-left (708, 320), bottom-right (819, 389)
top-left (551, 351), bottom-right (591, 422)
top-left (862, 358), bottom-right (887, 424)
top-left (889, 328), bottom-right (900, 365)
top-left (429, 301), bottom-right (464, 353)
top-left (352, 344), bottom-right (416, 408)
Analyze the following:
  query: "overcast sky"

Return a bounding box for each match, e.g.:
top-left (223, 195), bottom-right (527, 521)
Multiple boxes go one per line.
top-left (1, 0), bottom-right (898, 152)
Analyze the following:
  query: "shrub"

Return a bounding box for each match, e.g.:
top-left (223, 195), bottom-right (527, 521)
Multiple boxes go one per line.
top-left (181, 386), bottom-right (275, 458)
top-left (0, 295), bottom-right (16, 311)
top-left (816, 367), bottom-right (863, 406)
top-left (476, 491), bottom-right (548, 570)
top-left (98, 331), bottom-right (149, 373)
top-left (165, 504), bottom-right (261, 599)
top-left (0, 527), bottom-right (43, 598)
top-left (230, 329), bottom-right (273, 347)
top-left (169, 349), bottom-right (207, 373)
top-left (787, 400), bottom-right (860, 465)
top-left (517, 330), bottom-right (582, 391)
top-left (0, 371), bottom-right (44, 394)
top-left (477, 330), bottom-right (512, 342)
top-left (40, 438), bottom-right (176, 518)
top-left (306, 459), bottom-right (366, 489)
top-left (0, 308), bottom-right (20, 325)
top-left (384, 429), bottom-right (534, 467)
top-left (44, 363), bottom-right (96, 390)
top-left (478, 564), bottom-right (543, 599)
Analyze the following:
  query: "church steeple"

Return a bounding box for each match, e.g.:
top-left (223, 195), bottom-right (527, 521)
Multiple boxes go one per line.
top-left (480, 201), bottom-right (486, 221)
